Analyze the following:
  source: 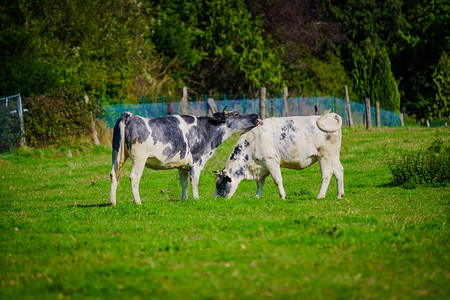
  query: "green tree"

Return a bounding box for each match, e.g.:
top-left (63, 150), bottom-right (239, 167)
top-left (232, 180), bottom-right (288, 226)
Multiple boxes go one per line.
top-left (431, 51), bottom-right (450, 120)
top-left (353, 39), bottom-right (400, 112)
top-left (151, 0), bottom-right (284, 95)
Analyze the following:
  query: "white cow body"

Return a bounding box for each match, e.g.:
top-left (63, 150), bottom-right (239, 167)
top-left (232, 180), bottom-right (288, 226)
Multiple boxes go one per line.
top-left (215, 113), bottom-right (344, 199)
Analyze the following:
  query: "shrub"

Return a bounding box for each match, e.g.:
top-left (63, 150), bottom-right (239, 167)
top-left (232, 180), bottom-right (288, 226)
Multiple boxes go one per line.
top-left (389, 137), bottom-right (450, 189)
top-left (23, 87), bottom-right (95, 147)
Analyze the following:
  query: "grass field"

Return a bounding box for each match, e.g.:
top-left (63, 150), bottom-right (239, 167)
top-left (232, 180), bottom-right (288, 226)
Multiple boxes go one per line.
top-left (1, 126), bottom-right (449, 299)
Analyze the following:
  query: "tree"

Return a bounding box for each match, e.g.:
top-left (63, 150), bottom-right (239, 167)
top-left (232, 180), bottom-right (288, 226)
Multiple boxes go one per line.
top-left (353, 38), bottom-right (400, 112)
top-left (431, 51), bottom-right (450, 120)
top-left (151, 0), bottom-right (285, 95)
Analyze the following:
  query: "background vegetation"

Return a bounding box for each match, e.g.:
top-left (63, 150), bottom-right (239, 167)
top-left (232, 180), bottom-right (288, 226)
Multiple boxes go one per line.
top-left (1, 127), bottom-right (448, 299)
top-left (1, 1), bottom-right (448, 114)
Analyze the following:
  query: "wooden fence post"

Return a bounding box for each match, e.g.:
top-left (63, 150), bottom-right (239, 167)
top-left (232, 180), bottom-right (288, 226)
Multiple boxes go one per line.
top-left (84, 94), bottom-right (100, 145)
top-left (260, 87), bottom-right (266, 119)
top-left (207, 98), bottom-right (218, 116)
top-left (365, 98), bottom-right (372, 130)
top-left (375, 101), bottom-right (381, 127)
top-left (399, 113), bottom-right (404, 126)
top-left (344, 86), bottom-right (354, 127)
top-left (283, 87), bottom-right (289, 117)
top-left (181, 87), bottom-right (188, 115)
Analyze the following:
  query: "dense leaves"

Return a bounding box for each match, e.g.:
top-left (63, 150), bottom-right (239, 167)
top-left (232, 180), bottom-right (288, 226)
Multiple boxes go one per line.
top-left (0, 0), bottom-right (448, 142)
top-left (353, 39), bottom-right (400, 111)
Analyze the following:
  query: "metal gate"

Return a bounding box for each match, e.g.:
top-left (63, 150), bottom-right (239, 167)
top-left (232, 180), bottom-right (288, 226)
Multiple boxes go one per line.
top-left (0, 94), bottom-right (25, 152)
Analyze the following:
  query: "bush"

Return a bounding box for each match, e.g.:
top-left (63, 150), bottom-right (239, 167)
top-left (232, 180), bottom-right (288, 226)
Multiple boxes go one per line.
top-left (23, 87), bottom-right (95, 147)
top-left (389, 137), bottom-right (450, 189)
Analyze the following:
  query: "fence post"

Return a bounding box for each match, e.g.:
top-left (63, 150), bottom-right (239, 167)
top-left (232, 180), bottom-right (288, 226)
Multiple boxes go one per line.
top-left (365, 98), bottom-right (372, 130)
top-left (376, 101), bottom-right (381, 127)
top-left (283, 87), bottom-right (289, 117)
top-left (207, 98), bottom-right (218, 116)
top-left (260, 87), bottom-right (266, 119)
top-left (181, 87), bottom-right (188, 115)
top-left (400, 112), bottom-right (404, 126)
top-left (331, 90), bottom-right (334, 112)
top-left (84, 94), bottom-right (100, 145)
top-left (344, 86), bottom-right (354, 127)
top-left (162, 96), bottom-right (166, 116)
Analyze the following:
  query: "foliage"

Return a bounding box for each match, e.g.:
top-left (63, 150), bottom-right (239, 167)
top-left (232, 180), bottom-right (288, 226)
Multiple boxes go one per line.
top-left (353, 38), bottom-right (400, 112)
top-left (245, 0), bottom-right (350, 95)
top-left (430, 51), bottom-right (450, 120)
top-left (1, 127), bottom-right (449, 298)
top-left (287, 52), bottom-right (351, 95)
top-left (389, 137), bottom-right (450, 189)
top-left (0, 0), bottom-right (60, 97)
top-left (23, 87), bottom-right (94, 147)
top-left (151, 0), bottom-right (285, 95)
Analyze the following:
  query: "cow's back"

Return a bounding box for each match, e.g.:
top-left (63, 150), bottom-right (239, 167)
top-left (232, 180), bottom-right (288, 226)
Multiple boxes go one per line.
top-left (240, 116), bottom-right (341, 169)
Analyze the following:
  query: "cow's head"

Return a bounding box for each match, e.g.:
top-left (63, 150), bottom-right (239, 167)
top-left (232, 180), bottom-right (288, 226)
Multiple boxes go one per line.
top-left (213, 169), bottom-right (239, 198)
top-left (213, 107), bottom-right (262, 133)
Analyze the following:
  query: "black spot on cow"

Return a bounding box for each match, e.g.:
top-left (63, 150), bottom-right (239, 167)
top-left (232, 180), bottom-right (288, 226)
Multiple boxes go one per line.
top-left (325, 134), bottom-right (331, 141)
top-left (280, 120), bottom-right (297, 142)
top-left (186, 117), bottom-right (226, 164)
top-left (181, 115), bottom-right (195, 125)
top-left (233, 167), bottom-right (245, 177)
top-left (148, 116), bottom-right (187, 160)
top-left (243, 140), bottom-right (250, 147)
top-left (124, 114), bottom-right (150, 150)
top-left (243, 154), bottom-right (249, 162)
top-left (230, 144), bottom-right (243, 160)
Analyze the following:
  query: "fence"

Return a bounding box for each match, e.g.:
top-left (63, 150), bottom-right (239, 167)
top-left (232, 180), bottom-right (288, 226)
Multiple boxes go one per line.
top-left (0, 94), bottom-right (25, 151)
top-left (101, 90), bottom-right (401, 128)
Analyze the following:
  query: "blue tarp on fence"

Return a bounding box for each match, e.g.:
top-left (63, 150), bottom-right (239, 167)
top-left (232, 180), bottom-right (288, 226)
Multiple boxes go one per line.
top-left (101, 97), bottom-right (401, 128)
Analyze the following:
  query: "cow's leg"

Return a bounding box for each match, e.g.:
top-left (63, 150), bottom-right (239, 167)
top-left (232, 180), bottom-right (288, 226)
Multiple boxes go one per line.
top-left (190, 167), bottom-right (201, 200)
top-left (129, 158), bottom-right (146, 205)
top-left (317, 158), bottom-right (333, 199)
top-left (333, 159), bottom-right (345, 198)
top-left (109, 151), bottom-right (126, 206)
top-left (255, 171), bottom-right (269, 198)
top-left (255, 177), bottom-right (266, 198)
top-left (179, 169), bottom-right (189, 200)
top-left (266, 162), bottom-right (286, 199)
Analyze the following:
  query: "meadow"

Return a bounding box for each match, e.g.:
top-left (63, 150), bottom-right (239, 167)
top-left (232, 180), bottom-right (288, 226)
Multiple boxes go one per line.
top-left (1, 126), bottom-right (449, 299)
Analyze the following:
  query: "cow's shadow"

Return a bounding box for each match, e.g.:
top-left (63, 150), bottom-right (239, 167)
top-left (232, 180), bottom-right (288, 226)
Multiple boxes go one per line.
top-left (73, 203), bottom-right (112, 208)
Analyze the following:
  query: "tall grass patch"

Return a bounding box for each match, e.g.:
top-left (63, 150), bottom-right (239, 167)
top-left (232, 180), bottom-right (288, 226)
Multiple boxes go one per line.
top-left (389, 137), bottom-right (450, 189)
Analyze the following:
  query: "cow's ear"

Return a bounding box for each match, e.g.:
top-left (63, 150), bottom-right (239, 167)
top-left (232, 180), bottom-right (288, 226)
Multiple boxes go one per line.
top-left (213, 170), bottom-right (223, 176)
top-left (213, 112), bottom-right (226, 122)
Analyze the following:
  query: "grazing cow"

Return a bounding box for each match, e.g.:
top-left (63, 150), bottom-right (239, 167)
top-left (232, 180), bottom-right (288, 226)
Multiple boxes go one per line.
top-left (214, 112), bottom-right (344, 199)
top-left (109, 109), bottom-right (262, 205)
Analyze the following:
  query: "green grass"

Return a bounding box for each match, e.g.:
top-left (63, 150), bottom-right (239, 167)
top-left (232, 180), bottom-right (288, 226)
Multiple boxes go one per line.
top-left (1, 127), bottom-right (449, 299)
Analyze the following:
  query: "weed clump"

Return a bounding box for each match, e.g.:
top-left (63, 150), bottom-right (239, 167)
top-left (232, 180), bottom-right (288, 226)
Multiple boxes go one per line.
top-left (389, 137), bottom-right (450, 189)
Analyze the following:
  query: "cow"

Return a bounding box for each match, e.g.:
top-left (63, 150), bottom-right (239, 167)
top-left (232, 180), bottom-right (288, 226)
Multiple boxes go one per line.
top-left (109, 108), bottom-right (262, 205)
top-left (214, 111), bottom-right (344, 199)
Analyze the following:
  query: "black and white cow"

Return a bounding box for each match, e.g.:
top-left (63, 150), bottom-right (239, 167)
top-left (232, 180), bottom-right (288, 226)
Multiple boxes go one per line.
top-left (109, 109), bottom-right (261, 205)
top-left (214, 112), bottom-right (344, 199)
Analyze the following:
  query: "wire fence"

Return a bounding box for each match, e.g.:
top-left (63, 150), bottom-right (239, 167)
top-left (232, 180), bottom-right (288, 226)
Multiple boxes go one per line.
top-left (0, 94), bottom-right (25, 152)
top-left (100, 95), bottom-right (401, 128)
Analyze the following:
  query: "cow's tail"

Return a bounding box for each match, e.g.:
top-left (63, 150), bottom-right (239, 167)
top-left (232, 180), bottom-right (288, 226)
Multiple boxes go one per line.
top-left (109, 112), bottom-right (130, 205)
top-left (316, 110), bottom-right (342, 132)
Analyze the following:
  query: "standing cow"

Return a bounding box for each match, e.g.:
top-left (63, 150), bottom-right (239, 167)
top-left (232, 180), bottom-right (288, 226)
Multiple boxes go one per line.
top-left (109, 109), bottom-right (261, 205)
top-left (214, 112), bottom-right (344, 199)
